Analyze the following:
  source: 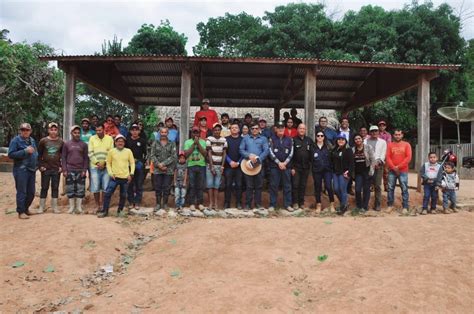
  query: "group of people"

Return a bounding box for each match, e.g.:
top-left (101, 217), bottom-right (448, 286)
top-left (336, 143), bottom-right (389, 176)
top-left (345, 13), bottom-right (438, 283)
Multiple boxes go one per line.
top-left (8, 98), bottom-right (460, 219)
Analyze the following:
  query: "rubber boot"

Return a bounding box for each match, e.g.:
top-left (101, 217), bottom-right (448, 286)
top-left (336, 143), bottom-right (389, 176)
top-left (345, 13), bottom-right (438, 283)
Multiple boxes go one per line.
top-left (76, 198), bottom-right (83, 214)
top-left (51, 198), bottom-right (60, 214)
top-left (68, 198), bottom-right (75, 214)
top-left (37, 198), bottom-right (46, 214)
top-left (163, 195), bottom-right (169, 210)
top-left (155, 196), bottom-right (162, 211)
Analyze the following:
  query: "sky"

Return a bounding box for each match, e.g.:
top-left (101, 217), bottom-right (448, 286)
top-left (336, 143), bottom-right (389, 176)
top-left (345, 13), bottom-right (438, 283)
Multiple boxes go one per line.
top-left (1, 0), bottom-right (473, 55)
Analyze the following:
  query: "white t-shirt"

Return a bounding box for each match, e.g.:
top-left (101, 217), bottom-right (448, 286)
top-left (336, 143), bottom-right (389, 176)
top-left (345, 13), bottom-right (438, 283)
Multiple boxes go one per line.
top-left (206, 136), bottom-right (228, 164)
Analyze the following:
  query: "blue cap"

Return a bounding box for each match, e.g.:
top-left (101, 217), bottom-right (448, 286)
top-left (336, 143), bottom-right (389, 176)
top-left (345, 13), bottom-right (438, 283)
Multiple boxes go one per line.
top-left (336, 133), bottom-right (347, 140)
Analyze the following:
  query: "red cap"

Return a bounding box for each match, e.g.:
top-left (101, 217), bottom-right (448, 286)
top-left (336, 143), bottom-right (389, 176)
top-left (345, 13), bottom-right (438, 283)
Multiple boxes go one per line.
top-left (192, 126), bottom-right (200, 132)
top-left (178, 151), bottom-right (185, 157)
top-left (378, 120), bottom-right (387, 125)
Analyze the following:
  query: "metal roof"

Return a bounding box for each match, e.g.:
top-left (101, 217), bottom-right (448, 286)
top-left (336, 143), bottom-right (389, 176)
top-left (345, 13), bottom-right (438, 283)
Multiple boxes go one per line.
top-left (40, 54), bottom-right (460, 111)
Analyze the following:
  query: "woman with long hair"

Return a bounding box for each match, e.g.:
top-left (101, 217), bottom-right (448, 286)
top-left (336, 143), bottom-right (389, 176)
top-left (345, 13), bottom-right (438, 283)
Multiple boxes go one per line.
top-left (312, 131), bottom-right (335, 214)
top-left (331, 134), bottom-right (353, 214)
top-left (284, 118), bottom-right (298, 138)
top-left (352, 134), bottom-right (375, 214)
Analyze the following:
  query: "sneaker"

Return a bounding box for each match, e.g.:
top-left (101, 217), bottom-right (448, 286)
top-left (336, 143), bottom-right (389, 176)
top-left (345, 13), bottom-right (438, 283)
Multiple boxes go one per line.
top-left (155, 204), bottom-right (161, 211)
top-left (442, 207), bottom-right (451, 214)
top-left (292, 203), bottom-right (299, 210)
top-left (400, 208), bottom-right (408, 215)
top-left (286, 206), bottom-right (294, 212)
top-left (409, 208), bottom-right (417, 216)
top-left (428, 209), bottom-right (437, 214)
top-left (268, 206), bottom-right (275, 212)
top-left (18, 213), bottom-right (30, 219)
top-left (236, 203), bottom-right (242, 210)
top-left (385, 206), bottom-right (394, 214)
top-left (190, 205), bottom-right (196, 211)
top-left (198, 204), bottom-right (206, 211)
top-left (97, 211), bottom-right (107, 218)
top-left (451, 207), bottom-right (459, 213)
top-left (421, 209), bottom-right (428, 215)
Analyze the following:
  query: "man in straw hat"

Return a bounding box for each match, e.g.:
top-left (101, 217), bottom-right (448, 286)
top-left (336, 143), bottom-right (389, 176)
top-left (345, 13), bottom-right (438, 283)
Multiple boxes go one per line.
top-left (62, 125), bottom-right (89, 214)
top-left (239, 122), bottom-right (269, 210)
top-left (37, 122), bottom-right (64, 214)
top-left (8, 122), bottom-right (38, 219)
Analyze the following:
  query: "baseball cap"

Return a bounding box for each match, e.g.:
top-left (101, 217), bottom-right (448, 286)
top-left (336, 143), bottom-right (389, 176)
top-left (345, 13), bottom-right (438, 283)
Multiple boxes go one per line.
top-left (258, 117), bottom-right (266, 122)
top-left (202, 98), bottom-right (210, 104)
top-left (213, 123), bottom-right (222, 129)
top-left (81, 118), bottom-right (90, 123)
top-left (378, 120), bottom-right (387, 125)
top-left (19, 123), bottom-right (32, 130)
top-left (178, 151), bottom-right (185, 157)
top-left (115, 134), bottom-right (126, 142)
top-left (369, 125), bottom-right (379, 132)
top-left (275, 121), bottom-right (285, 128)
top-left (191, 126), bottom-right (200, 132)
top-left (48, 122), bottom-right (58, 129)
top-left (70, 125), bottom-right (81, 133)
top-left (130, 124), bottom-right (139, 130)
top-left (336, 133), bottom-right (347, 140)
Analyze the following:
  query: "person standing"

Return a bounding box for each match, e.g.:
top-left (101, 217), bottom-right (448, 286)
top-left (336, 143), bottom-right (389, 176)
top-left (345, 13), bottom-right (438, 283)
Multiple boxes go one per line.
top-left (220, 113), bottom-right (231, 138)
top-left (420, 152), bottom-right (441, 215)
top-left (290, 108), bottom-right (302, 127)
top-left (88, 123), bottom-right (114, 214)
top-left (352, 134), bottom-right (375, 213)
top-left (150, 127), bottom-right (177, 212)
top-left (364, 125), bottom-right (387, 211)
top-left (331, 134), bottom-right (353, 214)
top-left (258, 118), bottom-right (272, 138)
top-left (224, 123), bottom-right (243, 209)
top-left (174, 152), bottom-right (188, 210)
top-left (37, 122), bottom-right (64, 214)
top-left (104, 115), bottom-right (120, 138)
top-left (206, 124), bottom-right (227, 209)
top-left (165, 117), bottom-right (179, 144)
top-left (193, 98), bottom-right (218, 129)
top-left (385, 129), bottom-right (412, 215)
top-left (284, 118), bottom-right (298, 138)
top-left (315, 116), bottom-right (337, 146)
top-left (440, 162), bottom-right (459, 214)
top-left (80, 118), bottom-right (96, 144)
top-left (184, 126), bottom-right (207, 211)
top-left (198, 116), bottom-right (211, 140)
top-left (98, 134), bottom-right (135, 217)
top-left (378, 120), bottom-right (392, 192)
top-left (239, 123), bottom-right (269, 210)
top-left (291, 123), bottom-right (313, 210)
top-left (338, 117), bottom-right (355, 147)
top-left (62, 125), bottom-right (89, 214)
top-left (126, 124), bottom-right (147, 210)
top-left (268, 122), bottom-right (294, 211)
top-left (8, 123), bottom-right (38, 219)
top-left (114, 114), bottom-right (128, 137)
top-left (90, 114), bottom-right (99, 131)
top-left (312, 131), bottom-right (335, 214)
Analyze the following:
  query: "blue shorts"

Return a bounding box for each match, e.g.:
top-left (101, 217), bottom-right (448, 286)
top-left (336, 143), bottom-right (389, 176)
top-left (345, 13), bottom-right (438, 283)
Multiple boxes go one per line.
top-left (90, 167), bottom-right (110, 193)
top-left (206, 165), bottom-right (222, 189)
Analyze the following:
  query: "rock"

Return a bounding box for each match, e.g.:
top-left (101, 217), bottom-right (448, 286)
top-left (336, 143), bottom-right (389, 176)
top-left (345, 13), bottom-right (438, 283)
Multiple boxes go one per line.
top-left (216, 210), bottom-right (228, 218)
top-left (203, 209), bottom-right (218, 217)
top-left (280, 208), bottom-right (304, 217)
top-left (179, 208), bottom-right (192, 217)
top-left (253, 208), bottom-right (269, 217)
top-left (154, 209), bottom-right (167, 217)
top-left (191, 210), bottom-right (205, 218)
top-left (129, 207), bottom-right (154, 217)
top-left (225, 208), bottom-right (255, 218)
top-left (167, 210), bottom-right (177, 218)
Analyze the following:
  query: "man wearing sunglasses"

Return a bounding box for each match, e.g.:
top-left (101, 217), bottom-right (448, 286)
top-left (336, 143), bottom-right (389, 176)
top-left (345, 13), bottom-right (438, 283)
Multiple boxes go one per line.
top-left (239, 123), bottom-right (269, 210)
top-left (8, 123), bottom-right (38, 219)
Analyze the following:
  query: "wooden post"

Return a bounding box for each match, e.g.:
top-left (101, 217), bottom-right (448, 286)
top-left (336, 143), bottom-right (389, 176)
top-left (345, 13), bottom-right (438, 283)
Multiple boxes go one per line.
top-left (179, 66), bottom-right (192, 151)
top-left (63, 65), bottom-right (76, 141)
top-left (416, 74), bottom-right (430, 192)
top-left (304, 67), bottom-right (316, 140)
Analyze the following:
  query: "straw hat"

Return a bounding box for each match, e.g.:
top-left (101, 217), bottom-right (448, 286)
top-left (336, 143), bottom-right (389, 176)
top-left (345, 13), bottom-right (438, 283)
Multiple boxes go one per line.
top-left (240, 158), bottom-right (262, 176)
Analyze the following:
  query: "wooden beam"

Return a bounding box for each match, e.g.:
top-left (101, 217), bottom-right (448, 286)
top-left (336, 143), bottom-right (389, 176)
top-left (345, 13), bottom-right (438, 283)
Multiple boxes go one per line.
top-left (63, 65), bottom-right (76, 141)
top-left (304, 67), bottom-right (317, 139)
top-left (416, 74), bottom-right (430, 192)
top-left (180, 66), bottom-right (192, 150)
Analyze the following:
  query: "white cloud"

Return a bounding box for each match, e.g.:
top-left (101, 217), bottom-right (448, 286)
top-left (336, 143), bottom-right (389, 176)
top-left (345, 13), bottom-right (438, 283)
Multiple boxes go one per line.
top-left (1, 0), bottom-right (472, 55)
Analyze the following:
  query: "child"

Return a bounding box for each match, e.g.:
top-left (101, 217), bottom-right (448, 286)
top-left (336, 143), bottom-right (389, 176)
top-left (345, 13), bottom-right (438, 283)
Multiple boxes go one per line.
top-left (174, 152), bottom-right (188, 210)
top-left (440, 162), bottom-right (460, 214)
top-left (98, 134), bottom-right (135, 218)
top-left (420, 152), bottom-right (441, 215)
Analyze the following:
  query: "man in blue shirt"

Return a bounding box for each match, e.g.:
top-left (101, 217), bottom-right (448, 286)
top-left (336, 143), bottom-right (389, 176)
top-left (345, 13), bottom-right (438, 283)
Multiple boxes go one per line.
top-left (8, 122), bottom-right (38, 219)
top-left (165, 117), bottom-right (179, 144)
top-left (224, 122), bottom-right (243, 209)
top-left (239, 123), bottom-right (269, 210)
top-left (268, 122), bottom-right (294, 211)
top-left (114, 114), bottom-right (128, 137)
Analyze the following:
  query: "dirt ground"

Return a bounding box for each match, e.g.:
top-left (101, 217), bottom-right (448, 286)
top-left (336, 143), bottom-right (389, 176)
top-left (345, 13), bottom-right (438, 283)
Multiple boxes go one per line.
top-left (1, 172), bottom-right (473, 313)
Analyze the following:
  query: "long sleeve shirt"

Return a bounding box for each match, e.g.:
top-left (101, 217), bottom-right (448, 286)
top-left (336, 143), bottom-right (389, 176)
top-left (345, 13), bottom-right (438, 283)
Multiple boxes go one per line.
top-left (364, 137), bottom-right (387, 165)
top-left (8, 135), bottom-right (38, 171)
top-left (386, 140), bottom-right (412, 173)
top-left (88, 134), bottom-right (114, 168)
top-left (268, 135), bottom-right (293, 168)
top-left (61, 139), bottom-right (88, 172)
top-left (193, 109), bottom-right (219, 128)
top-left (292, 135), bottom-right (313, 170)
top-left (225, 135), bottom-right (243, 167)
top-left (150, 140), bottom-right (177, 175)
top-left (38, 137), bottom-right (63, 171)
top-left (239, 134), bottom-right (269, 162)
top-left (106, 147), bottom-right (135, 178)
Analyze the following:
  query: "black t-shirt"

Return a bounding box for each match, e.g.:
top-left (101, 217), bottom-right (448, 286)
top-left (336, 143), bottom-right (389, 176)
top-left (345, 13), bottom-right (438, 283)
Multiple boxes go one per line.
top-left (125, 136), bottom-right (147, 162)
top-left (354, 147), bottom-right (368, 174)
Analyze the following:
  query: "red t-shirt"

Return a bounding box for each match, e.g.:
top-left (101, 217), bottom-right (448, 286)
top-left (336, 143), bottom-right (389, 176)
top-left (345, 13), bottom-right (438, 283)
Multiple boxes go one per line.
top-left (193, 109), bottom-right (218, 129)
top-left (386, 140), bottom-right (412, 173)
top-left (284, 128), bottom-right (298, 138)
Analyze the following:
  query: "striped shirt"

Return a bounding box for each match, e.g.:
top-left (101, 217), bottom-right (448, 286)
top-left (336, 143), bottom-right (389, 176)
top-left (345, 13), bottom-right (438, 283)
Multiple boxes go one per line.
top-left (206, 136), bottom-right (227, 164)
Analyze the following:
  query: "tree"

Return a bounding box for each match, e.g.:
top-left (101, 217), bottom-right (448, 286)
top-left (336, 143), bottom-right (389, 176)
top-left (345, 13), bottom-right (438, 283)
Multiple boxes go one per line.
top-left (124, 21), bottom-right (187, 55)
top-left (466, 39), bottom-right (474, 108)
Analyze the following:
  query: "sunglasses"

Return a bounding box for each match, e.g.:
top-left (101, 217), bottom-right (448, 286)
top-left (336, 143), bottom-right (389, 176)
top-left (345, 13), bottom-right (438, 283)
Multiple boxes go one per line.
top-left (316, 134), bottom-right (325, 137)
top-left (251, 127), bottom-right (259, 130)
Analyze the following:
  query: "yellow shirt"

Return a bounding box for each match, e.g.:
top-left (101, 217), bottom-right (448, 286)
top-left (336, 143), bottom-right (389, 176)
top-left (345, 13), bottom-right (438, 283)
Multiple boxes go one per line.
top-left (106, 147), bottom-right (135, 179)
top-left (88, 134), bottom-right (114, 168)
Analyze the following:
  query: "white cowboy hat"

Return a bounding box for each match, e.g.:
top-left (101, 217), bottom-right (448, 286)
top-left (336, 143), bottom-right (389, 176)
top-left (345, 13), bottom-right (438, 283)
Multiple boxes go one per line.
top-left (240, 158), bottom-right (262, 176)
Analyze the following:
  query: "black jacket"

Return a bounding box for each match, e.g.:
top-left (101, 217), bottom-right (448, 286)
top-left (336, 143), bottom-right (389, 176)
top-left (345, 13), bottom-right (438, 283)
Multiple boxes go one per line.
top-left (292, 135), bottom-right (313, 170)
top-left (331, 146), bottom-right (354, 175)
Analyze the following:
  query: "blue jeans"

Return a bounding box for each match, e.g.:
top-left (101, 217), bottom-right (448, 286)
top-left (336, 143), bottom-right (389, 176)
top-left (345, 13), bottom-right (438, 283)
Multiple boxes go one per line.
top-left (333, 174), bottom-right (349, 207)
top-left (224, 167), bottom-right (242, 206)
top-left (387, 171), bottom-right (409, 208)
top-left (442, 190), bottom-right (456, 209)
top-left (102, 178), bottom-right (128, 213)
top-left (269, 167), bottom-right (292, 208)
top-left (245, 171), bottom-right (263, 208)
top-left (313, 171), bottom-right (334, 203)
top-left (90, 167), bottom-right (110, 193)
top-left (127, 166), bottom-right (144, 205)
top-left (175, 186), bottom-right (186, 208)
top-left (206, 165), bottom-right (223, 189)
top-left (188, 166), bottom-right (205, 205)
top-left (355, 172), bottom-right (371, 210)
top-left (422, 183), bottom-right (438, 210)
top-left (13, 167), bottom-right (36, 214)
